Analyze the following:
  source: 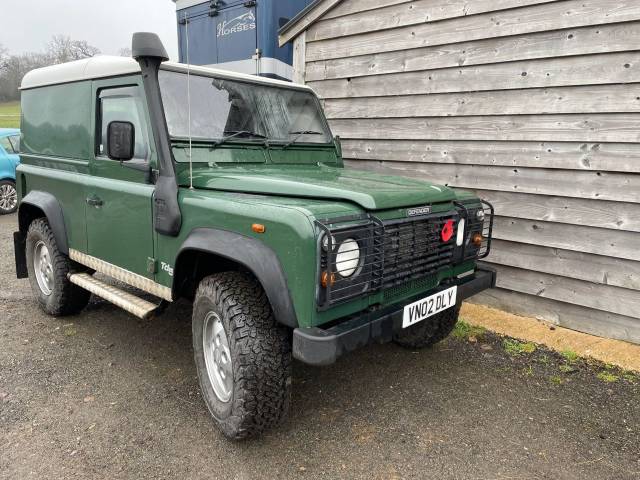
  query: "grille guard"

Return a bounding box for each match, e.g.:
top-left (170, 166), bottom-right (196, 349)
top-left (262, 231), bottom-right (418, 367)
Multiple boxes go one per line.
top-left (315, 214), bottom-right (384, 310)
top-left (315, 200), bottom-right (494, 309)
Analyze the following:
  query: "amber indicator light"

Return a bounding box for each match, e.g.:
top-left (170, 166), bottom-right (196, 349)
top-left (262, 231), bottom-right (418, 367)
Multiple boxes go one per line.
top-left (321, 271), bottom-right (336, 288)
top-left (252, 223), bottom-right (266, 233)
top-left (472, 233), bottom-right (483, 246)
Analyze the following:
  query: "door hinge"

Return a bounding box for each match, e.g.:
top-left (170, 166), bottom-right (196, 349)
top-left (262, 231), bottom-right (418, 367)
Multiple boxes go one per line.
top-left (244, 1), bottom-right (257, 7)
top-left (147, 257), bottom-right (157, 274)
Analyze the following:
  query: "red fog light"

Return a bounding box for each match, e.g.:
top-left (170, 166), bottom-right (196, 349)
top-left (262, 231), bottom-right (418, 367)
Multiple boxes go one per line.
top-left (441, 219), bottom-right (454, 242)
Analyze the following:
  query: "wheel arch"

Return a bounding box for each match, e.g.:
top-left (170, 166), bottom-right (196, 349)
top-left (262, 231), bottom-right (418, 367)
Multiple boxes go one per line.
top-left (173, 228), bottom-right (298, 328)
top-left (18, 191), bottom-right (69, 255)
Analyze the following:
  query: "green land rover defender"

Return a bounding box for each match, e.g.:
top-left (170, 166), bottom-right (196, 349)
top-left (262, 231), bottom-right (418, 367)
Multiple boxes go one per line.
top-left (13, 33), bottom-right (495, 439)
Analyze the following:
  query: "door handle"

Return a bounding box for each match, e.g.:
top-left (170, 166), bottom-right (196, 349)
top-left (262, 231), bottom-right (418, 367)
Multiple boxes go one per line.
top-left (86, 195), bottom-right (103, 207)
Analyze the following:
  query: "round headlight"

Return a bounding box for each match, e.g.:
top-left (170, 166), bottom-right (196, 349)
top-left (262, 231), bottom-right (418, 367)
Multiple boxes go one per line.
top-left (335, 238), bottom-right (361, 277)
top-left (476, 209), bottom-right (485, 221)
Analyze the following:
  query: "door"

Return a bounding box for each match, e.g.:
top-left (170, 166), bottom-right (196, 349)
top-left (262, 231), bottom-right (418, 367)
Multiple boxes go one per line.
top-left (178, 1), bottom-right (257, 73)
top-left (215, 3), bottom-right (257, 68)
top-left (85, 78), bottom-right (155, 277)
top-left (0, 133), bottom-right (20, 178)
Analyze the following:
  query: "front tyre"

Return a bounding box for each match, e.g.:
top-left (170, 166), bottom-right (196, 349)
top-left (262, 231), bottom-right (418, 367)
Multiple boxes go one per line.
top-left (192, 272), bottom-right (292, 440)
top-left (393, 305), bottom-right (460, 349)
top-left (25, 218), bottom-right (91, 316)
top-left (0, 180), bottom-right (18, 214)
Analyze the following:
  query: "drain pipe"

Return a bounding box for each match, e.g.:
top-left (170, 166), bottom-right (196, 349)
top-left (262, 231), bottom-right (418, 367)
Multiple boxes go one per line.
top-left (132, 32), bottom-right (182, 237)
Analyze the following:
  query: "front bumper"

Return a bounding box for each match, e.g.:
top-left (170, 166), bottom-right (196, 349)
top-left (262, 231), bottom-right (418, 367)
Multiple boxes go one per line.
top-left (293, 266), bottom-right (496, 366)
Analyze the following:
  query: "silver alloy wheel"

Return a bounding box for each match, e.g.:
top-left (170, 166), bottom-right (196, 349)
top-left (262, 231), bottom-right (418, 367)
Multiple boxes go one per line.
top-left (203, 311), bottom-right (233, 402)
top-left (0, 183), bottom-right (17, 212)
top-left (33, 240), bottom-right (54, 296)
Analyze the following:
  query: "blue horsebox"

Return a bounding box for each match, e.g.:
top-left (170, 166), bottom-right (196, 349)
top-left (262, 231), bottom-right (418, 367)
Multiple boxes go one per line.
top-left (173, 0), bottom-right (314, 81)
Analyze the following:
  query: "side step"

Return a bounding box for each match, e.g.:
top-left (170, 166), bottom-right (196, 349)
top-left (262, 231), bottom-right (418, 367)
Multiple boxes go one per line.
top-left (68, 273), bottom-right (158, 319)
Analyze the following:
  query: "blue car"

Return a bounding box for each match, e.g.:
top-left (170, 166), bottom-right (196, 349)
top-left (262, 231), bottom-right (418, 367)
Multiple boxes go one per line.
top-left (0, 128), bottom-right (20, 214)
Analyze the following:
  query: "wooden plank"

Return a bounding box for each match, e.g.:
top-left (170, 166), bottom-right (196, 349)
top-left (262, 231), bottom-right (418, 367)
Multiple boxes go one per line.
top-left (472, 288), bottom-right (640, 344)
top-left (292, 31), bottom-right (306, 84)
top-left (491, 264), bottom-right (640, 319)
top-left (306, 22), bottom-right (640, 81)
top-left (308, 52), bottom-right (640, 98)
top-left (475, 190), bottom-right (640, 233)
top-left (278, 0), bottom-right (342, 47)
top-left (344, 159), bottom-right (640, 203)
top-left (490, 216), bottom-right (640, 262)
top-left (341, 139), bottom-right (640, 173)
top-left (486, 239), bottom-right (640, 290)
top-left (323, 84), bottom-right (640, 118)
top-left (323, 0), bottom-right (414, 19)
top-left (308, 0), bottom-right (558, 42)
top-left (306, 0), bottom-right (640, 61)
top-left (330, 114), bottom-right (640, 143)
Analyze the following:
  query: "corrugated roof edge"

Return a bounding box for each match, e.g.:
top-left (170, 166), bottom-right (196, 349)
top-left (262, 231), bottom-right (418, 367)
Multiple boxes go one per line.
top-left (20, 55), bottom-right (314, 92)
top-left (278, 0), bottom-right (323, 37)
top-left (278, 0), bottom-right (343, 46)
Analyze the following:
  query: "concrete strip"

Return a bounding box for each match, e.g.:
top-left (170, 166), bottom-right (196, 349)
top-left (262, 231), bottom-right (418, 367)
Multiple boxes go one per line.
top-left (461, 302), bottom-right (640, 372)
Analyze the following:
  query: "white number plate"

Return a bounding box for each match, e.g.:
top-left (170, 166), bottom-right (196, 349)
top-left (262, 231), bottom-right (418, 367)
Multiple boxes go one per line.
top-left (402, 286), bottom-right (457, 328)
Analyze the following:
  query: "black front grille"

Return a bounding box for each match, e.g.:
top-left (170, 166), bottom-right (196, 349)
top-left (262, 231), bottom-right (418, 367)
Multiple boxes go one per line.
top-left (316, 211), bottom-right (459, 308)
top-left (382, 213), bottom-right (457, 289)
top-left (316, 202), bottom-right (493, 308)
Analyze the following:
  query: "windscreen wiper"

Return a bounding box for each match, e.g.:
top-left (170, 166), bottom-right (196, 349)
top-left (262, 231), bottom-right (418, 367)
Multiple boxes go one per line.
top-left (211, 130), bottom-right (267, 148)
top-left (282, 130), bottom-right (324, 149)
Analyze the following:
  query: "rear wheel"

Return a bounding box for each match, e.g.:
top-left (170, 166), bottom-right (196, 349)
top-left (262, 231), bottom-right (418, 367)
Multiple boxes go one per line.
top-left (25, 218), bottom-right (91, 316)
top-left (393, 305), bottom-right (460, 349)
top-left (192, 272), bottom-right (292, 440)
top-left (0, 180), bottom-right (17, 214)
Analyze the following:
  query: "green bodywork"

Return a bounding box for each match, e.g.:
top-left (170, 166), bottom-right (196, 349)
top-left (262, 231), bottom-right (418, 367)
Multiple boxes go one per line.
top-left (18, 73), bottom-right (481, 329)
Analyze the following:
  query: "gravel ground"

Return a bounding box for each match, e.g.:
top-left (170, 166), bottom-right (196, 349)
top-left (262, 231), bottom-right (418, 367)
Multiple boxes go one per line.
top-left (1, 213), bottom-right (639, 480)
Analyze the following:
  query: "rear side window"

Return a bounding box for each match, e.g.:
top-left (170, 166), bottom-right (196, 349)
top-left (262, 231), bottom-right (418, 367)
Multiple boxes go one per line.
top-left (9, 135), bottom-right (20, 153)
top-left (0, 136), bottom-right (16, 154)
top-left (97, 86), bottom-right (149, 162)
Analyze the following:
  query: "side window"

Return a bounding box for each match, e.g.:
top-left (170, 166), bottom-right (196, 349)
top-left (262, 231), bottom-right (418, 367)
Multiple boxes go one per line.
top-left (98, 86), bottom-right (149, 163)
top-left (0, 137), bottom-right (15, 154)
top-left (8, 135), bottom-right (20, 153)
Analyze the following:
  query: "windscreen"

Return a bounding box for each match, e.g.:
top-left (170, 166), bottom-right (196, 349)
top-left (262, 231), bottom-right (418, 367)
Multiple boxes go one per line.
top-left (158, 70), bottom-right (332, 145)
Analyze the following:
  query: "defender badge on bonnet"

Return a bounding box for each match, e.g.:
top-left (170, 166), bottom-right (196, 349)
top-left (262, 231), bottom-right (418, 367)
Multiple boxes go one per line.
top-left (407, 205), bottom-right (432, 217)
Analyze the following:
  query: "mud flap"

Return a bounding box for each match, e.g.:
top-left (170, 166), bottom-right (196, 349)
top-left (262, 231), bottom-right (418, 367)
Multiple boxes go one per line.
top-left (14, 231), bottom-right (27, 279)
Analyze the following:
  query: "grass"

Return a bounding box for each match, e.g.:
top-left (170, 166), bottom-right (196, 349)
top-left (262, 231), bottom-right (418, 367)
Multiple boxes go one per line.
top-left (596, 371), bottom-right (619, 383)
top-left (452, 320), bottom-right (487, 341)
top-left (0, 101), bottom-right (20, 128)
top-left (538, 354), bottom-right (551, 366)
top-left (561, 350), bottom-right (579, 364)
top-left (503, 339), bottom-right (537, 355)
top-left (522, 365), bottom-right (534, 376)
top-left (549, 375), bottom-right (564, 385)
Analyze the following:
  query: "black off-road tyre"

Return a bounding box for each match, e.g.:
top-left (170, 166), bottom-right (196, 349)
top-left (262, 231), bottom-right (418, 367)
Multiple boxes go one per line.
top-left (25, 218), bottom-right (91, 316)
top-left (192, 272), bottom-right (292, 440)
top-left (393, 305), bottom-right (461, 349)
top-left (0, 179), bottom-right (18, 214)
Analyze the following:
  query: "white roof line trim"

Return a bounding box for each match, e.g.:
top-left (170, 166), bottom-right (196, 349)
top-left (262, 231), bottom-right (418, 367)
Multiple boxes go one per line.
top-left (20, 56), bottom-right (314, 92)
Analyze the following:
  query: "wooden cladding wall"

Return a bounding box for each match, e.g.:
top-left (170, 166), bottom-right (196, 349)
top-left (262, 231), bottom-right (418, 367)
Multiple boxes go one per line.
top-left (292, 0), bottom-right (640, 343)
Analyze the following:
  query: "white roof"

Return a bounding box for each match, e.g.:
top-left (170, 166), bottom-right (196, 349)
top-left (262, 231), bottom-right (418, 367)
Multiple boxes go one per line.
top-left (173, 0), bottom-right (207, 10)
top-left (20, 55), bottom-right (312, 91)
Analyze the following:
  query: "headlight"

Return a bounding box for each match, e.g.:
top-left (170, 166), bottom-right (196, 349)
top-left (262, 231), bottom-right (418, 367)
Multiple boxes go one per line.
top-left (456, 218), bottom-right (465, 246)
top-left (335, 238), bottom-right (361, 277)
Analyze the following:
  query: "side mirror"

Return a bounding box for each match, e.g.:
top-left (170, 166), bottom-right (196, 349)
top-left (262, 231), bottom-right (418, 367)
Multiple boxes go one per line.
top-left (107, 121), bottom-right (135, 161)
